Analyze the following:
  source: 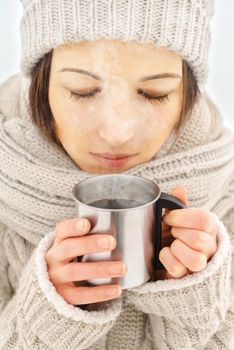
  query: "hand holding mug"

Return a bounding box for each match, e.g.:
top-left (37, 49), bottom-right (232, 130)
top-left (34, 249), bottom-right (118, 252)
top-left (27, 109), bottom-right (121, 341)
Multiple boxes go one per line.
top-left (155, 185), bottom-right (218, 280)
top-left (72, 174), bottom-right (187, 289)
top-left (45, 218), bottom-right (127, 305)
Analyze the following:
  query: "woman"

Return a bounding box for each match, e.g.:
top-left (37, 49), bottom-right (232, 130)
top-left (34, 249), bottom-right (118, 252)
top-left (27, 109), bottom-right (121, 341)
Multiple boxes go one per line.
top-left (0, 0), bottom-right (233, 349)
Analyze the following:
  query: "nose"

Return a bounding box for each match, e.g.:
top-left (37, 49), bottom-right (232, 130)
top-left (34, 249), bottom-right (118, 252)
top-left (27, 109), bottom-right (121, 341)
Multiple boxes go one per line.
top-left (98, 116), bottom-right (135, 147)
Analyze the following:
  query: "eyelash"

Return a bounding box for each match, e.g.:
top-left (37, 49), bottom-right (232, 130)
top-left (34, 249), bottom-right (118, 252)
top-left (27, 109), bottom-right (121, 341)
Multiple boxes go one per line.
top-left (69, 90), bottom-right (169, 105)
top-left (137, 90), bottom-right (169, 104)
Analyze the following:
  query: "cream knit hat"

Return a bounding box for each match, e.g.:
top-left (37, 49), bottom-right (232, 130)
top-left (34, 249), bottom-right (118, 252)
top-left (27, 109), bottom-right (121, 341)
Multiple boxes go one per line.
top-left (20, 0), bottom-right (215, 84)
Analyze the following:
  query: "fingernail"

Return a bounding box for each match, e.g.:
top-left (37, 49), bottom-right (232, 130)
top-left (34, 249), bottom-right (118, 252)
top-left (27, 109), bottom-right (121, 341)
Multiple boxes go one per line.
top-left (106, 286), bottom-right (121, 297)
top-left (170, 265), bottom-right (186, 278)
top-left (172, 266), bottom-right (182, 275)
top-left (97, 236), bottom-right (114, 249)
top-left (75, 219), bottom-right (87, 232)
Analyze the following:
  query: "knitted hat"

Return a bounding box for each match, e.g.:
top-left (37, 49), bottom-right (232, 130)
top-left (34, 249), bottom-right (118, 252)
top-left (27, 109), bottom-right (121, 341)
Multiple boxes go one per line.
top-left (19, 0), bottom-right (215, 85)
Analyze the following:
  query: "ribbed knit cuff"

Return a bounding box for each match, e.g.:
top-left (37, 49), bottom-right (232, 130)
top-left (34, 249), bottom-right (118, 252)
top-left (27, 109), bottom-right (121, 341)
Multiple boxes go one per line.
top-left (16, 231), bottom-right (122, 350)
top-left (124, 214), bottom-right (232, 321)
top-left (20, 0), bottom-right (215, 84)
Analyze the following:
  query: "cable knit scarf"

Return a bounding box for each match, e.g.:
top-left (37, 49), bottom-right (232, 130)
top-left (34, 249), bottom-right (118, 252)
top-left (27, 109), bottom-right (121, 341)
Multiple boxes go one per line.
top-left (0, 74), bottom-right (234, 246)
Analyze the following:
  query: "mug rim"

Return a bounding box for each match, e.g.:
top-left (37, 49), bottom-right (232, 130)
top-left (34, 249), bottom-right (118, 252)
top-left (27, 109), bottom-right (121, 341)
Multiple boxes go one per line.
top-left (71, 174), bottom-right (161, 212)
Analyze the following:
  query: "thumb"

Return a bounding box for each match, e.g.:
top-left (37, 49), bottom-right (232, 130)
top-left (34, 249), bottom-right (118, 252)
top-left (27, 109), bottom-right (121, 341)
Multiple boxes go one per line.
top-left (170, 185), bottom-right (189, 206)
top-left (163, 185), bottom-right (188, 218)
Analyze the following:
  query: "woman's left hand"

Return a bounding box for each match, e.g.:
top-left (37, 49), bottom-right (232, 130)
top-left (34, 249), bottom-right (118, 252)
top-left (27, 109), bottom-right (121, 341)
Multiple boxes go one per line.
top-left (155, 185), bottom-right (218, 280)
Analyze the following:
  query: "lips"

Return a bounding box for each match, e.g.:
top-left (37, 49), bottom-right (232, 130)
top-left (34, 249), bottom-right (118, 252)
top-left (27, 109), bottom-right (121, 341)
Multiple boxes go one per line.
top-left (90, 152), bottom-right (138, 168)
top-left (91, 153), bottom-right (136, 159)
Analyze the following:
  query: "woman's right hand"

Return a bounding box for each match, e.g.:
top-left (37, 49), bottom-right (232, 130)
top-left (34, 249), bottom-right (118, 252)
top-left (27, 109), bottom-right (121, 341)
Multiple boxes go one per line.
top-left (45, 218), bottom-right (127, 306)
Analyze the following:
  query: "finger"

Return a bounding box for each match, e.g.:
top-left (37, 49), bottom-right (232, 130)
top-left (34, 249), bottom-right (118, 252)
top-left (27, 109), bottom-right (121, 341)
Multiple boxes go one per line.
top-left (171, 227), bottom-right (217, 259)
top-left (170, 185), bottom-right (189, 206)
top-left (170, 239), bottom-right (207, 272)
top-left (59, 284), bottom-right (122, 305)
top-left (51, 261), bottom-right (127, 284)
top-left (159, 246), bottom-right (188, 278)
top-left (164, 185), bottom-right (188, 217)
top-left (54, 218), bottom-right (91, 244)
top-left (163, 208), bottom-right (217, 235)
top-left (47, 234), bottom-right (117, 264)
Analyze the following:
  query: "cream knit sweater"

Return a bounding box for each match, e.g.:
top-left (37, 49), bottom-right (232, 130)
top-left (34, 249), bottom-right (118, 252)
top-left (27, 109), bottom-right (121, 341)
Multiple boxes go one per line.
top-left (0, 74), bottom-right (234, 350)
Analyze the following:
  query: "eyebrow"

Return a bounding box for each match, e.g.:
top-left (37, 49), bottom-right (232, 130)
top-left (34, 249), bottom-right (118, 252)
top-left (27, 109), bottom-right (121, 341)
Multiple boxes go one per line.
top-left (58, 68), bottom-right (182, 82)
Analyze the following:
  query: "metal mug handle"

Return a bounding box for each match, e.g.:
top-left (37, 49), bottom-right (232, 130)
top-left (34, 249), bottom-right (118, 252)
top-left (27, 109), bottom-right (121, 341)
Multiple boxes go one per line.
top-left (154, 192), bottom-right (187, 270)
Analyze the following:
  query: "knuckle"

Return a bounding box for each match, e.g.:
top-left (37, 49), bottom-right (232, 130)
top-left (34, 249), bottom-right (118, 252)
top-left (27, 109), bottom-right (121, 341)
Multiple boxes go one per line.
top-left (48, 268), bottom-right (59, 284)
top-left (45, 249), bottom-right (52, 263)
top-left (59, 242), bottom-right (70, 259)
top-left (45, 248), bottom-right (55, 264)
top-left (193, 231), bottom-right (207, 251)
top-left (197, 210), bottom-right (213, 232)
top-left (209, 239), bottom-right (218, 258)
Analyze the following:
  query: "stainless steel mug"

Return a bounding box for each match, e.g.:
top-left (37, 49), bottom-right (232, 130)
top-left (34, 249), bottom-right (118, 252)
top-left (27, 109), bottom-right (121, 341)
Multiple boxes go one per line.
top-left (72, 174), bottom-right (186, 289)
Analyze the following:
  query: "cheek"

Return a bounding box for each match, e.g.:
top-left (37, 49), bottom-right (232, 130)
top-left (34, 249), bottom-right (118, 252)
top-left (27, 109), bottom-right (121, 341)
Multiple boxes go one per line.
top-left (139, 104), bottom-right (179, 140)
top-left (49, 88), bottom-right (93, 133)
top-left (154, 95), bottom-right (181, 131)
top-left (53, 102), bottom-right (98, 137)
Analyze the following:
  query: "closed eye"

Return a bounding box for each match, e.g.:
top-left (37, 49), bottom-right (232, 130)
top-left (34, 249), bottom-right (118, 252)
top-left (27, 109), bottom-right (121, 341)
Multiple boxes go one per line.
top-left (137, 90), bottom-right (169, 104)
top-left (69, 89), bottom-right (170, 104)
top-left (69, 89), bottom-right (101, 103)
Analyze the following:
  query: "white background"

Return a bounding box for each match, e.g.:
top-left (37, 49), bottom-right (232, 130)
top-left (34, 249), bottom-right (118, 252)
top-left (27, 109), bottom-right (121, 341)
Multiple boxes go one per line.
top-left (0, 0), bottom-right (233, 130)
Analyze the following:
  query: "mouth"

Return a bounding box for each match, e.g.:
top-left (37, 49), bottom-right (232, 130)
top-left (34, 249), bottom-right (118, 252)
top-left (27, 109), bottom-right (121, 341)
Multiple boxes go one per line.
top-left (90, 152), bottom-right (138, 168)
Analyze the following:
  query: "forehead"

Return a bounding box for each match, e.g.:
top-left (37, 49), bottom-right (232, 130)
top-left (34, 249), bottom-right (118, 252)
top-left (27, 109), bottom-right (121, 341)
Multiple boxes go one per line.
top-left (52, 40), bottom-right (182, 76)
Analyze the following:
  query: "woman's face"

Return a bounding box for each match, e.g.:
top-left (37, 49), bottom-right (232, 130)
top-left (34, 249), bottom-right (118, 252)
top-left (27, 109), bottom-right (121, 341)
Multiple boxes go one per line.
top-left (49, 40), bottom-right (183, 174)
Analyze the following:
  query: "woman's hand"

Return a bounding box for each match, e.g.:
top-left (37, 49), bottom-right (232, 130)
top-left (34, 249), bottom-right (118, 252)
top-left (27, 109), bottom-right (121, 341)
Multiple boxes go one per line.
top-left (45, 218), bottom-right (127, 305)
top-left (155, 186), bottom-right (218, 280)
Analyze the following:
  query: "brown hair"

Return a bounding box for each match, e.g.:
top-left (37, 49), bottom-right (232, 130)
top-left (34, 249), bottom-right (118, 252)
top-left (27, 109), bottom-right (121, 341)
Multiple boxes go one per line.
top-left (29, 49), bottom-right (200, 147)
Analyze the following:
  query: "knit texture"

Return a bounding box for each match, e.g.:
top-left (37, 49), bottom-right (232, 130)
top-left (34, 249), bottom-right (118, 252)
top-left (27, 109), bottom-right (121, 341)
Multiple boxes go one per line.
top-left (0, 73), bottom-right (234, 349)
top-left (19, 0), bottom-right (215, 84)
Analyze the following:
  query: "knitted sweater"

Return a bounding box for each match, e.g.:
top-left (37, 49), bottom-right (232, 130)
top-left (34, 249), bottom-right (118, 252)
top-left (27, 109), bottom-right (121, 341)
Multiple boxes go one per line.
top-left (0, 74), bottom-right (234, 350)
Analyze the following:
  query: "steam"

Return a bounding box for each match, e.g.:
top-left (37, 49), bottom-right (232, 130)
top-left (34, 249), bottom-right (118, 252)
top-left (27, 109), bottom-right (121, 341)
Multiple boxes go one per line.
top-left (69, 40), bottom-right (175, 150)
top-left (79, 174), bottom-right (157, 205)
